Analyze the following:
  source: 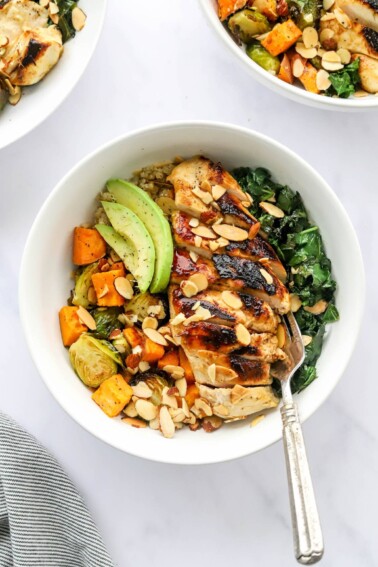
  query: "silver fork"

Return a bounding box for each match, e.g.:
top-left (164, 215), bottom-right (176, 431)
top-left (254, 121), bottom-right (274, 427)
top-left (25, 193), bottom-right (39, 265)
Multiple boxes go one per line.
top-left (279, 312), bottom-right (324, 565)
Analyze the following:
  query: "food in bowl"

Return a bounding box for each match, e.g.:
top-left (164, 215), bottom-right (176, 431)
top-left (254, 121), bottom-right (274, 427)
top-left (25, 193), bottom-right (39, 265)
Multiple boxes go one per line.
top-left (0, 0), bottom-right (86, 110)
top-left (216, 0), bottom-right (378, 97)
top-left (58, 155), bottom-right (338, 438)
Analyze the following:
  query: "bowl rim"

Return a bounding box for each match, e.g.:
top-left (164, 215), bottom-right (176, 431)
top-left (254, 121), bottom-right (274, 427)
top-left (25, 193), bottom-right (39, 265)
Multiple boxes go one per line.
top-left (198, 0), bottom-right (378, 110)
top-left (0, 0), bottom-right (107, 151)
top-left (19, 121), bottom-right (365, 464)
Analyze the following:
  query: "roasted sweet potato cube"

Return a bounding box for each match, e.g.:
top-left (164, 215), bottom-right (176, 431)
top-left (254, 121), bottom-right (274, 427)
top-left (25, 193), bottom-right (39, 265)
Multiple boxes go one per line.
top-left (92, 374), bottom-right (133, 417)
top-left (299, 62), bottom-right (320, 94)
top-left (72, 227), bottom-right (106, 265)
top-left (91, 269), bottom-right (125, 307)
top-left (261, 19), bottom-right (302, 56)
top-left (218, 0), bottom-right (247, 20)
top-left (59, 306), bottom-right (87, 347)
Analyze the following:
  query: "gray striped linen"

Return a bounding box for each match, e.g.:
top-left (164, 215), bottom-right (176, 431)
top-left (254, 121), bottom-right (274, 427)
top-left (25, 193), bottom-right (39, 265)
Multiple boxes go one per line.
top-left (0, 413), bottom-right (114, 567)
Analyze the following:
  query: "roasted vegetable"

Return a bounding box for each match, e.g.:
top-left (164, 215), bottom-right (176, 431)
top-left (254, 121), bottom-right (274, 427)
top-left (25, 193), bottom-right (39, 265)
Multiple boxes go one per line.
top-left (179, 348), bottom-right (195, 383)
top-left (72, 227), bottom-right (106, 266)
top-left (233, 166), bottom-right (339, 394)
top-left (91, 307), bottom-right (123, 339)
top-left (246, 43), bottom-right (280, 73)
top-left (218, 0), bottom-right (248, 20)
top-left (142, 338), bottom-right (165, 363)
top-left (228, 9), bottom-right (271, 43)
top-left (56, 0), bottom-right (78, 43)
top-left (185, 383), bottom-right (200, 408)
top-left (125, 293), bottom-right (167, 323)
top-left (123, 327), bottom-right (144, 349)
top-left (59, 306), bottom-right (87, 346)
top-left (91, 269), bottom-right (125, 307)
top-left (72, 262), bottom-right (99, 308)
top-left (261, 19), bottom-right (302, 56)
top-left (288, 0), bottom-right (319, 30)
top-left (157, 349), bottom-right (180, 370)
top-left (278, 53), bottom-right (294, 83)
top-left (130, 370), bottom-right (173, 406)
top-left (298, 61), bottom-right (320, 93)
top-left (69, 334), bottom-right (123, 388)
top-left (326, 58), bottom-right (361, 98)
top-left (92, 374), bottom-right (133, 417)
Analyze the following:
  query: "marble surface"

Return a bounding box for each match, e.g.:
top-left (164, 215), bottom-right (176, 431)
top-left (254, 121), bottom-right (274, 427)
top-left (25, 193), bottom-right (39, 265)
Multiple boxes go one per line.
top-left (1, 1), bottom-right (377, 565)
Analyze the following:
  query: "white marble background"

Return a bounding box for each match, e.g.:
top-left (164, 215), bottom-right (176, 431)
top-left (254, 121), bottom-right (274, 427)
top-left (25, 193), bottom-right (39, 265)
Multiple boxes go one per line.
top-left (1, 1), bottom-right (377, 565)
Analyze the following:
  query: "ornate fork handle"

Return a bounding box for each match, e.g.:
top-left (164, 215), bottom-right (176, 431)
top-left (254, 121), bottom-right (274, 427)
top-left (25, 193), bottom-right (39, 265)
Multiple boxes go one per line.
top-left (281, 401), bottom-right (324, 565)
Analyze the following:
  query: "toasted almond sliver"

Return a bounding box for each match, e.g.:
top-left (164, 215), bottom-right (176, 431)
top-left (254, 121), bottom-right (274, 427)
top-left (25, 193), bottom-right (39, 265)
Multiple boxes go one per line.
top-left (316, 69), bottom-right (331, 91)
top-left (208, 363), bottom-right (216, 383)
top-left (337, 48), bottom-right (351, 65)
top-left (290, 293), bottom-right (302, 313)
top-left (8, 87), bottom-right (22, 106)
top-left (143, 327), bottom-right (168, 346)
top-left (260, 201), bottom-right (285, 218)
top-left (354, 90), bottom-right (369, 98)
top-left (194, 235), bottom-right (202, 248)
top-left (170, 313), bottom-right (186, 326)
top-left (142, 316), bottom-right (158, 330)
top-left (292, 58), bottom-right (305, 78)
top-left (175, 377), bottom-right (187, 397)
top-left (323, 0), bottom-right (335, 9)
top-left (124, 401), bottom-right (138, 418)
top-left (209, 240), bottom-right (220, 252)
top-left (322, 50), bottom-right (341, 63)
top-left (191, 225), bottom-right (217, 239)
top-left (302, 27), bottom-right (318, 49)
top-left (302, 335), bottom-right (313, 347)
top-left (50, 13), bottom-right (59, 24)
top-left (322, 60), bottom-right (343, 72)
top-left (260, 268), bottom-right (274, 285)
top-left (195, 398), bottom-right (213, 417)
top-left (319, 29), bottom-right (334, 46)
top-left (212, 224), bottom-right (249, 242)
top-left (160, 406), bottom-right (175, 438)
top-left (181, 279), bottom-right (199, 298)
top-left (189, 217), bottom-right (200, 228)
top-left (132, 382), bottom-right (152, 399)
top-left (212, 185), bottom-right (226, 200)
top-left (76, 306), bottom-right (96, 330)
top-left (189, 251), bottom-right (199, 263)
top-left (321, 12), bottom-right (336, 21)
top-left (189, 273), bottom-right (208, 292)
top-left (213, 404), bottom-right (230, 417)
top-left (216, 237), bottom-right (230, 247)
top-left (135, 399), bottom-right (157, 421)
top-left (235, 323), bottom-right (251, 346)
top-left (192, 300), bottom-right (201, 310)
top-left (72, 6), bottom-right (87, 31)
top-left (295, 43), bottom-right (317, 59)
top-left (192, 187), bottom-right (213, 205)
top-left (334, 7), bottom-right (351, 28)
top-left (49, 2), bottom-right (59, 14)
top-left (40, 0), bottom-right (50, 6)
top-left (221, 290), bottom-right (243, 310)
top-left (200, 179), bottom-right (212, 192)
top-left (114, 277), bottom-right (134, 299)
top-left (138, 361), bottom-right (150, 373)
top-left (122, 417), bottom-right (147, 428)
top-left (304, 299), bottom-right (328, 315)
top-left (163, 364), bottom-right (185, 376)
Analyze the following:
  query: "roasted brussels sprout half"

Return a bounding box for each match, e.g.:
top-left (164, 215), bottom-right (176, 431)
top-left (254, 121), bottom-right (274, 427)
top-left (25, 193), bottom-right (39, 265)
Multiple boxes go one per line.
top-left (228, 9), bottom-right (271, 43)
top-left (72, 262), bottom-right (98, 308)
top-left (288, 0), bottom-right (319, 29)
top-left (69, 334), bottom-right (123, 388)
top-left (91, 307), bottom-right (123, 339)
top-left (130, 370), bottom-right (173, 406)
top-left (246, 43), bottom-right (280, 73)
top-left (125, 293), bottom-right (167, 323)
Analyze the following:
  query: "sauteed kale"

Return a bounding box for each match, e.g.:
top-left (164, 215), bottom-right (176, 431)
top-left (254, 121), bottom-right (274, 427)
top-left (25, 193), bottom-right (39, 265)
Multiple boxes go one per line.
top-left (233, 166), bottom-right (339, 393)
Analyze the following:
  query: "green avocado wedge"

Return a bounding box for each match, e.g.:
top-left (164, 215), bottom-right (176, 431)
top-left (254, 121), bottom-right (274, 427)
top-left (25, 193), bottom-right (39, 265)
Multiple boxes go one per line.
top-left (106, 179), bottom-right (174, 293)
top-left (95, 224), bottom-right (137, 275)
top-left (101, 202), bottom-right (155, 293)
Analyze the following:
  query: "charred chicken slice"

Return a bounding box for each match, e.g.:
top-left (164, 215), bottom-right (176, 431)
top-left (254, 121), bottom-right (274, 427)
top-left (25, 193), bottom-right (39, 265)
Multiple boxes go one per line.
top-left (339, 0), bottom-right (378, 33)
top-left (198, 384), bottom-right (279, 418)
top-left (171, 250), bottom-right (290, 314)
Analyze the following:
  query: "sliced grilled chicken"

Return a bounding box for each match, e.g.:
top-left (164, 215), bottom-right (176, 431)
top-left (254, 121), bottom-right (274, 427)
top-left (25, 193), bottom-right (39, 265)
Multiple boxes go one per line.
top-left (339, 0), bottom-right (378, 33)
top-left (167, 156), bottom-right (260, 235)
top-left (171, 250), bottom-right (290, 313)
top-left (169, 285), bottom-right (279, 332)
top-left (0, 0), bottom-right (48, 44)
top-left (5, 27), bottom-right (63, 86)
top-left (171, 211), bottom-right (287, 281)
top-left (352, 52), bottom-right (378, 91)
top-left (187, 350), bottom-right (272, 387)
top-left (198, 384), bottom-right (279, 418)
top-left (320, 17), bottom-right (378, 59)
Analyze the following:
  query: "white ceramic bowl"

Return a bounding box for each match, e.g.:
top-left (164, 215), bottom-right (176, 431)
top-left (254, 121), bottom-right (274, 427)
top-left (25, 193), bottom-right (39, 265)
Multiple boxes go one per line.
top-left (200, 0), bottom-right (378, 111)
top-left (0, 0), bottom-right (106, 150)
top-left (20, 122), bottom-right (364, 464)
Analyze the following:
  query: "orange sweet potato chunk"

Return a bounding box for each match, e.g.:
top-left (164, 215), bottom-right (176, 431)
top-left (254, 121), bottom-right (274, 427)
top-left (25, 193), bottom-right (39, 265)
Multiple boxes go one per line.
top-left (91, 269), bottom-right (125, 307)
top-left (59, 306), bottom-right (87, 346)
top-left (72, 227), bottom-right (106, 266)
top-left (261, 19), bottom-right (302, 56)
top-left (218, 0), bottom-right (247, 20)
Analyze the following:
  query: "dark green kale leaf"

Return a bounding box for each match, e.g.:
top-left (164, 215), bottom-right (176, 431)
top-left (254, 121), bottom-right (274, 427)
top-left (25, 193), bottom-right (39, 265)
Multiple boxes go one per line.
top-left (326, 59), bottom-right (360, 99)
top-left (56, 0), bottom-right (77, 43)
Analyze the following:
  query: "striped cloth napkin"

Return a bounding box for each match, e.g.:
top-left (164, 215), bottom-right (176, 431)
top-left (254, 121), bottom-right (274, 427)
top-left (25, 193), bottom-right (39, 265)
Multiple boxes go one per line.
top-left (0, 412), bottom-right (114, 567)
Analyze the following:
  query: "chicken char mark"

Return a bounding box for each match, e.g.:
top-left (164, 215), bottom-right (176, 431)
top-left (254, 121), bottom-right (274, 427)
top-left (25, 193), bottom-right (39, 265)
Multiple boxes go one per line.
top-left (21, 38), bottom-right (43, 66)
top-left (213, 254), bottom-right (276, 295)
top-left (171, 287), bottom-right (236, 322)
top-left (225, 234), bottom-right (277, 260)
top-left (228, 354), bottom-right (270, 382)
top-left (181, 321), bottom-right (237, 352)
top-left (363, 27), bottom-right (378, 50)
top-left (172, 249), bottom-right (217, 281)
top-left (216, 192), bottom-right (257, 228)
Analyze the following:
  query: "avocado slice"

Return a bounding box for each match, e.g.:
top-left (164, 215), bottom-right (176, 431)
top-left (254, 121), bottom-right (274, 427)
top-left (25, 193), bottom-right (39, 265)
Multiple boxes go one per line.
top-left (106, 179), bottom-right (174, 293)
top-left (95, 224), bottom-right (137, 275)
top-left (101, 202), bottom-right (155, 293)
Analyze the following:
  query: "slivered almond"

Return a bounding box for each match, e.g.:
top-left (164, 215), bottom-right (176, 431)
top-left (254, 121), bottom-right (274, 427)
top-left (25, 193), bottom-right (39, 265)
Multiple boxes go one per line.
top-left (191, 225), bottom-right (217, 239)
top-left (147, 304), bottom-right (162, 316)
top-left (319, 29), bottom-right (334, 46)
top-left (124, 401), bottom-right (138, 418)
top-left (212, 185), bottom-right (226, 200)
top-left (195, 398), bottom-right (213, 417)
top-left (209, 240), bottom-right (220, 252)
top-left (76, 306), bottom-right (96, 330)
top-left (192, 300), bottom-right (201, 310)
top-left (189, 217), bottom-right (199, 228)
top-left (302, 27), bottom-right (318, 48)
top-left (138, 361), bottom-right (150, 373)
top-left (304, 300), bottom-right (328, 315)
top-left (192, 187), bottom-right (213, 205)
top-left (302, 335), bottom-right (313, 347)
top-left (221, 290), bottom-right (243, 310)
top-left (49, 2), bottom-right (59, 14)
top-left (213, 404), bottom-right (230, 417)
top-left (323, 0), bottom-right (334, 9)
top-left (72, 6), bottom-right (87, 31)
top-left (200, 179), bottom-right (212, 192)
top-left (295, 43), bottom-right (317, 58)
top-left (181, 279), bottom-right (199, 298)
top-left (194, 235), bottom-right (202, 248)
top-left (132, 382), bottom-right (152, 398)
top-left (322, 50), bottom-right (341, 63)
top-left (132, 345), bottom-right (142, 355)
top-left (292, 58), bottom-right (305, 78)
top-left (337, 48), bottom-right (351, 64)
top-left (189, 273), bottom-right (208, 291)
top-left (40, 0), bottom-right (50, 6)
top-left (122, 417), bottom-right (147, 428)
top-left (316, 69), bottom-right (331, 91)
top-left (260, 201), bottom-right (285, 218)
top-left (143, 328), bottom-right (168, 346)
top-left (334, 7), bottom-right (351, 28)
top-left (160, 406), bottom-right (175, 438)
top-left (170, 408), bottom-right (186, 423)
top-left (181, 398), bottom-right (190, 418)
top-left (142, 316), bottom-right (158, 330)
top-left (159, 326), bottom-right (171, 334)
top-left (202, 416), bottom-right (223, 432)
top-left (212, 224), bottom-right (248, 241)
top-left (260, 268), bottom-right (273, 285)
top-left (216, 237), bottom-right (230, 247)
top-left (277, 323), bottom-right (286, 349)
top-left (213, 216), bottom-right (224, 226)
top-left (163, 365), bottom-right (185, 377)
top-left (149, 417), bottom-right (160, 430)
top-left (235, 323), bottom-right (251, 346)
top-left (354, 90), bottom-right (369, 98)
top-left (170, 313), bottom-right (186, 326)
top-left (162, 387), bottom-right (178, 409)
top-left (175, 378), bottom-right (187, 397)
top-left (208, 363), bottom-right (216, 383)
top-left (114, 277), bottom-right (134, 299)
top-left (135, 399), bottom-right (157, 421)
top-left (290, 294), bottom-right (302, 313)
top-left (189, 251), bottom-right (199, 263)
top-left (50, 12), bottom-right (59, 23)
